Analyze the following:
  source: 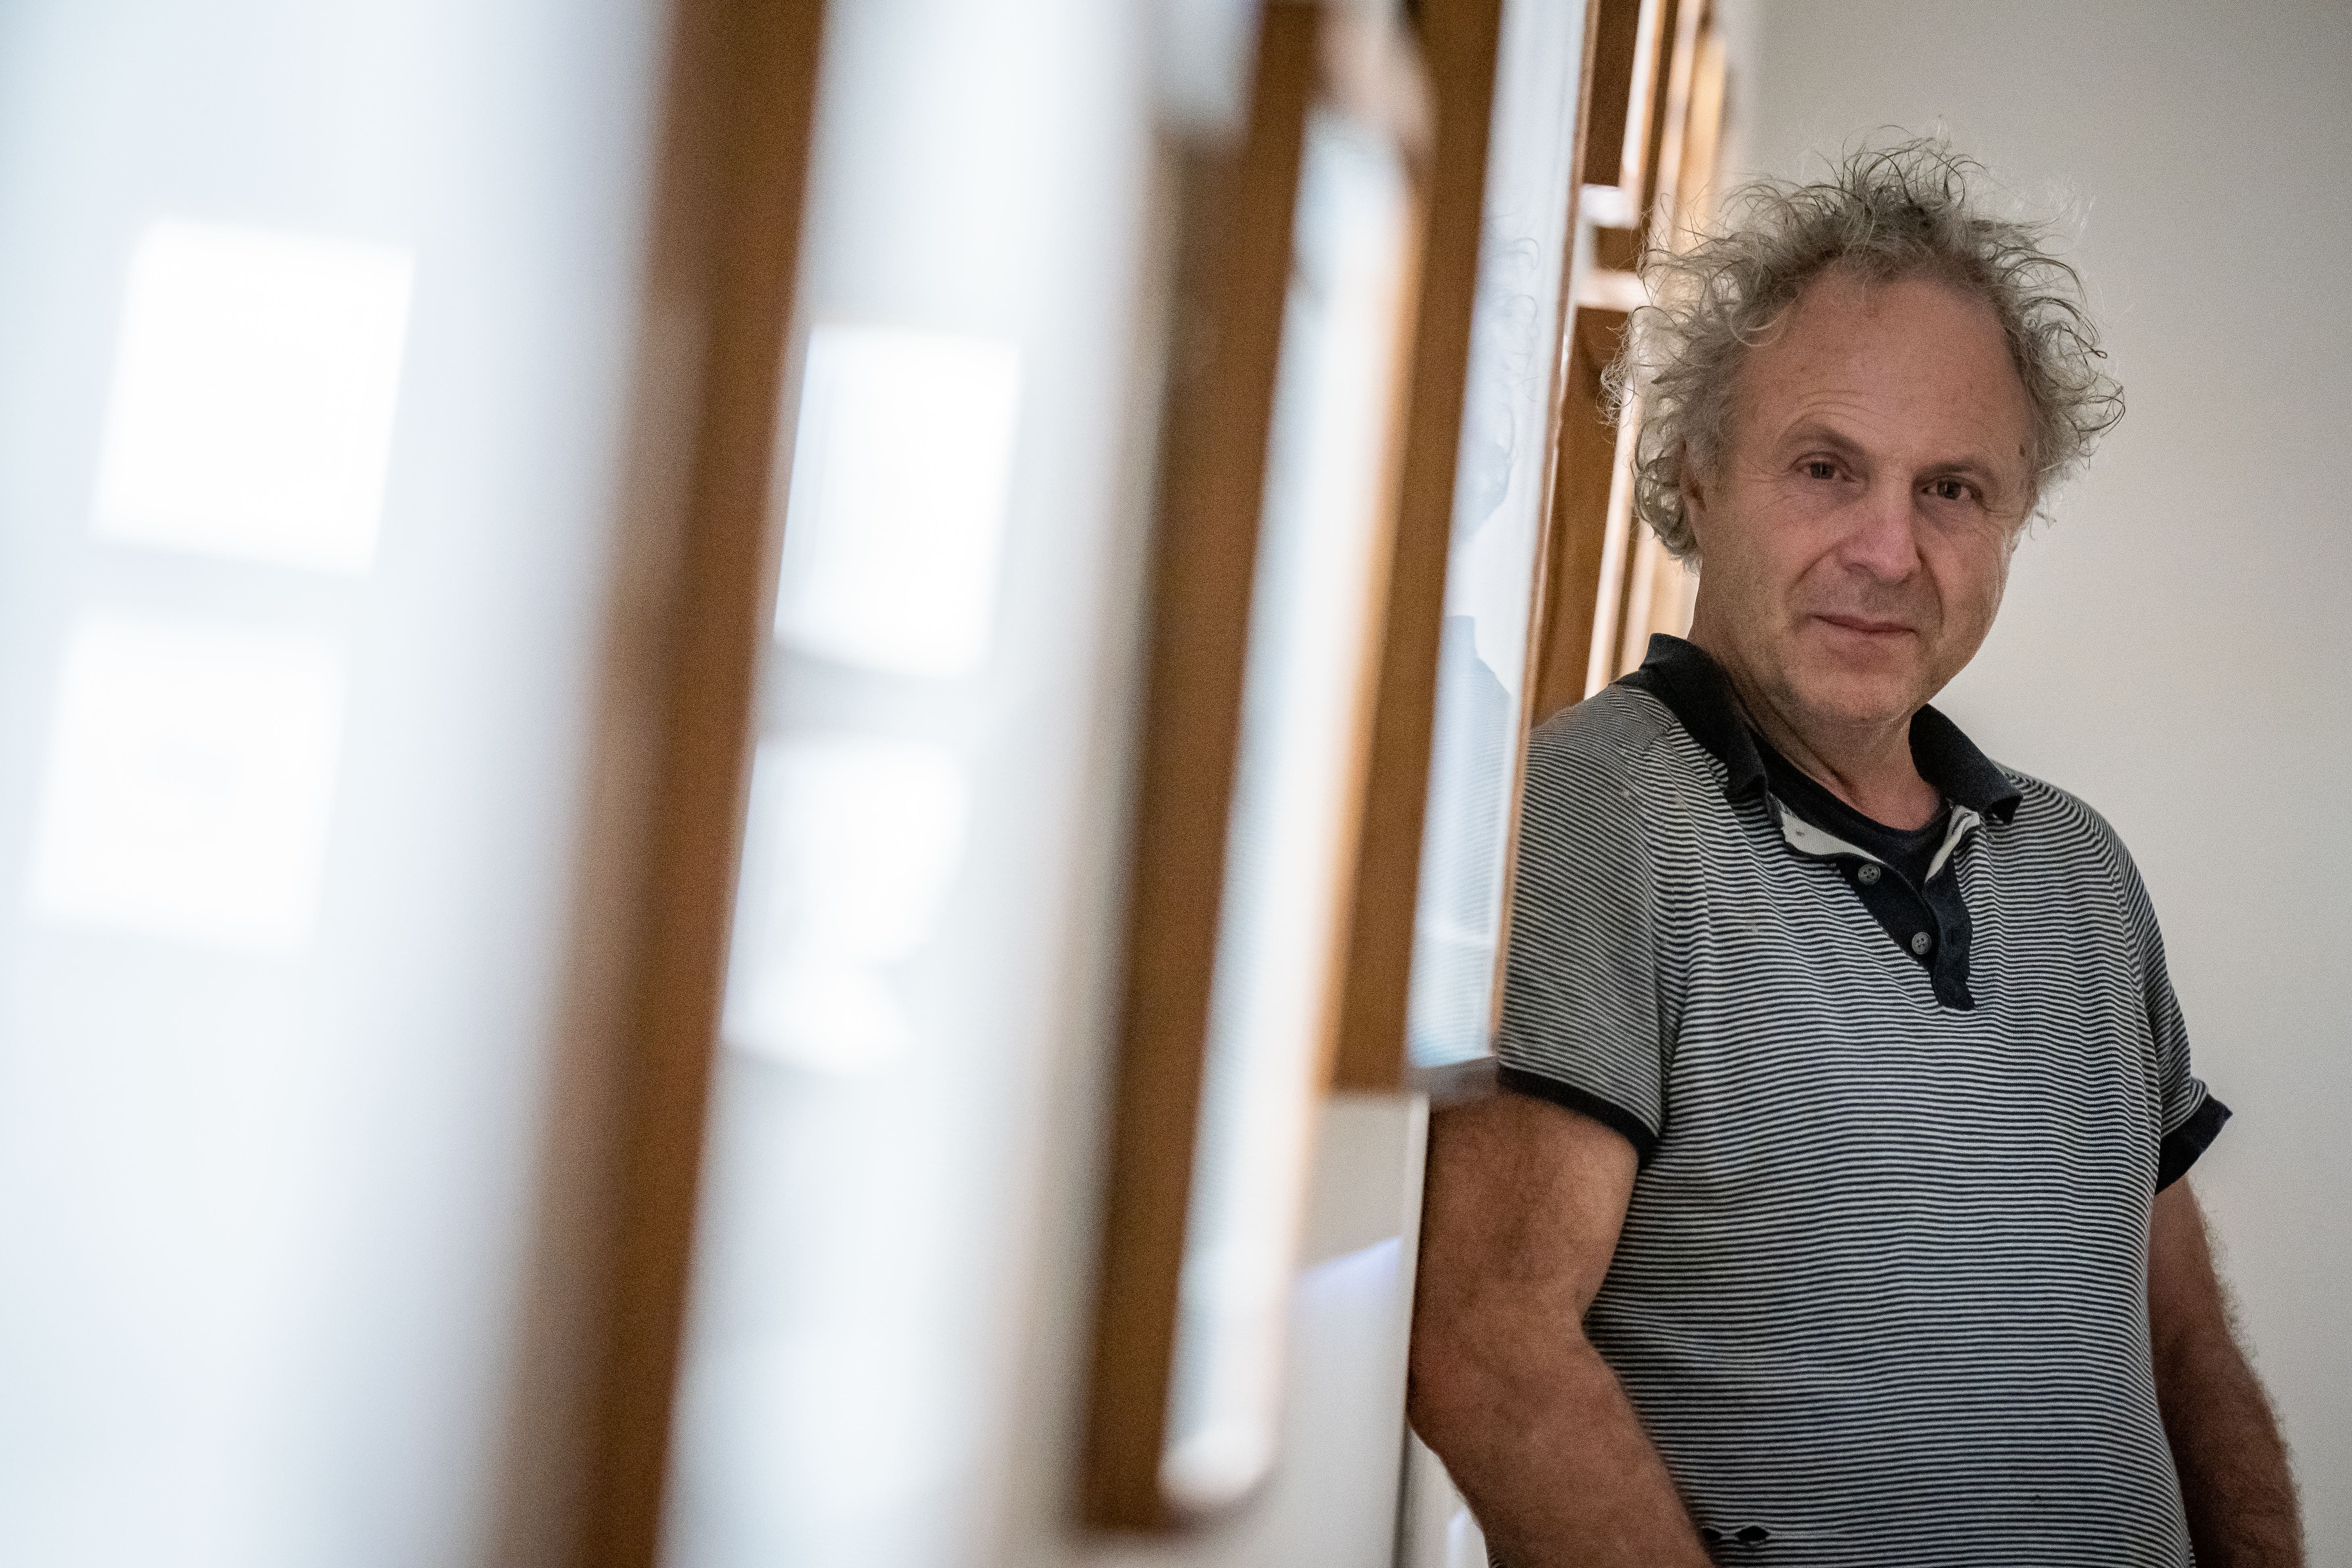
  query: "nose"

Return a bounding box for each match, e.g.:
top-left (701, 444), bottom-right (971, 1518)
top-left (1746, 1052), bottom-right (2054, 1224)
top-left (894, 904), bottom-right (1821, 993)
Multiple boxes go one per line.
top-left (1836, 474), bottom-right (1923, 581)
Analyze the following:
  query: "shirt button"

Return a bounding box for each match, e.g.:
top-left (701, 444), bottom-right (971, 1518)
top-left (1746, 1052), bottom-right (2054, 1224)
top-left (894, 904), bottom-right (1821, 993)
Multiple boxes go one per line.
top-left (1857, 863), bottom-right (1882, 886)
top-left (1910, 931), bottom-right (1934, 955)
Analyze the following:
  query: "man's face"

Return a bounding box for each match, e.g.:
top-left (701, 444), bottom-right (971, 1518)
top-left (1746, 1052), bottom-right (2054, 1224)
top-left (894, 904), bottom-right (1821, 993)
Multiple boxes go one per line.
top-left (1683, 269), bottom-right (2036, 734)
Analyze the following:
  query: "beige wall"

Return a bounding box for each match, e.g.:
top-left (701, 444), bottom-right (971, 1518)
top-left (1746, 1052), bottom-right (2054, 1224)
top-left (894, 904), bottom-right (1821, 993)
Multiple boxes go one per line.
top-left (1741, 1), bottom-right (2352, 1553)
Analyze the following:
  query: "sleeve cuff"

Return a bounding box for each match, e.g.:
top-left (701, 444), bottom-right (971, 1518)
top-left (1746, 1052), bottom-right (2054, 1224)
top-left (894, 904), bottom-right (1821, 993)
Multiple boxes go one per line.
top-left (2157, 1094), bottom-right (2231, 1192)
top-left (1495, 1065), bottom-right (1661, 1165)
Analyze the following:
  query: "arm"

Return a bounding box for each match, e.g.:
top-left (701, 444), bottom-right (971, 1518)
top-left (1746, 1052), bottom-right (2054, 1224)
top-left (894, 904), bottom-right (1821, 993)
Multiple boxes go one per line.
top-left (1407, 1090), bottom-right (1708, 1567)
top-left (2148, 1179), bottom-right (2302, 1566)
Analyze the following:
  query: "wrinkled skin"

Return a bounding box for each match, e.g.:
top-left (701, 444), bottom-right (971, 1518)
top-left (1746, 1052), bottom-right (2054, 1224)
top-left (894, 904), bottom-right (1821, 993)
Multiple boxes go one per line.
top-left (1681, 268), bottom-right (2036, 826)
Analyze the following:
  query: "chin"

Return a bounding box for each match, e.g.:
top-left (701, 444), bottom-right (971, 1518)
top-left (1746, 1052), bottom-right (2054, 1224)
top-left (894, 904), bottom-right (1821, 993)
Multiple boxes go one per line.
top-left (1783, 660), bottom-right (1920, 730)
top-left (1780, 628), bottom-right (1926, 723)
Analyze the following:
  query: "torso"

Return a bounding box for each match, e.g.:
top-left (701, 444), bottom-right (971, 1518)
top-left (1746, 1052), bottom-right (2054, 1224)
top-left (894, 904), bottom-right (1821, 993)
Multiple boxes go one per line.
top-left (1503, 682), bottom-right (2197, 1565)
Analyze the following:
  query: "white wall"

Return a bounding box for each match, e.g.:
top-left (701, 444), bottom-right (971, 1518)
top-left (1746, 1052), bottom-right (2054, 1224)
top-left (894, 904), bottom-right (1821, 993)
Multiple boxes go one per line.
top-left (1741, 2), bottom-right (2352, 1553)
top-left (655, 3), bottom-right (1176, 1566)
top-left (0, 2), bottom-right (667, 1565)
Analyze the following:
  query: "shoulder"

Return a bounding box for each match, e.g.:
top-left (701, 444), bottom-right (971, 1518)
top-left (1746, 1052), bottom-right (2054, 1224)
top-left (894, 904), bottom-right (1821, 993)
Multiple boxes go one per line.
top-left (1525, 682), bottom-right (1685, 790)
top-left (2003, 767), bottom-right (2122, 853)
top-left (1996, 767), bottom-right (2156, 906)
top-left (1516, 684), bottom-right (1706, 875)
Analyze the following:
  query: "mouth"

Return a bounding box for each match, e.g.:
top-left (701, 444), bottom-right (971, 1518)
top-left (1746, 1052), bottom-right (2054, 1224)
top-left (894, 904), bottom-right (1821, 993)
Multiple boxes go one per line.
top-left (1811, 613), bottom-right (1913, 639)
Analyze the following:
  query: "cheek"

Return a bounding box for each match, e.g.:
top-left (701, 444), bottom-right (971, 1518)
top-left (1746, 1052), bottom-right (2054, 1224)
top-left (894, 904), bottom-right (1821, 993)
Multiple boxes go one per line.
top-left (1720, 493), bottom-right (1823, 583)
top-left (1930, 535), bottom-right (2012, 635)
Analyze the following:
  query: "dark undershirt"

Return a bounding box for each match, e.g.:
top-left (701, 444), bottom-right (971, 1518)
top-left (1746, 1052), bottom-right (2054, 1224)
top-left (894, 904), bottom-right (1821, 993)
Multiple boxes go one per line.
top-left (1752, 729), bottom-right (1951, 887)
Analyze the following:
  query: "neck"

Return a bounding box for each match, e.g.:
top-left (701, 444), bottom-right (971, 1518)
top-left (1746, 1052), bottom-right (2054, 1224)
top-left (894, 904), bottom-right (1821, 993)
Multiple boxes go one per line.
top-left (1690, 633), bottom-right (1942, 830)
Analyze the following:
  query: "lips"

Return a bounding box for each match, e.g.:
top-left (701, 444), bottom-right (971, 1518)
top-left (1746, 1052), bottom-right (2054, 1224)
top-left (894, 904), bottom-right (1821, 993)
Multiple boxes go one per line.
top-left (1813, 613), bottom-right (1912, 637)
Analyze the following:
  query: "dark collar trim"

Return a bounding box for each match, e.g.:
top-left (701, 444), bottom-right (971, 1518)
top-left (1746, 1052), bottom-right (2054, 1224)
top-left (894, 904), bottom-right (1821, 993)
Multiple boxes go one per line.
top-left (1907, 704), bottom-right (2022, 822)
top-left (1620, 636), bottom-right (1767, 801)
top-left (1618, 634), bottom-right (2022, 824)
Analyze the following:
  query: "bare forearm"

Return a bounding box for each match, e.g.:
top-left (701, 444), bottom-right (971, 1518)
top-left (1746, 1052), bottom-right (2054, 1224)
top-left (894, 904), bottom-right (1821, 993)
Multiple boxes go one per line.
top-left (1411, 1338), bottom-right (1708, 1568)
top-left (2158, 1333), bottom-right (2302, 1566)
top-left (2148, 1181), bottom-right (2303, 1566)
top-left (1411, 1096), bottom-right (1702, 1565)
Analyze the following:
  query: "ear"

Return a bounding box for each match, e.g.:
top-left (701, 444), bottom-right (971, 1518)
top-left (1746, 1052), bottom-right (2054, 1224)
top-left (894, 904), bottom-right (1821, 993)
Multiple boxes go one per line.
top-left (1676, 443), bottom-right (1709, 553)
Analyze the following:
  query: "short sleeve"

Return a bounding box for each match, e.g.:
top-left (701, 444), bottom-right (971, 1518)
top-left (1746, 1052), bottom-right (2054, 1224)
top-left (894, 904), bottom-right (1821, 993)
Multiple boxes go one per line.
top-left (2118, 847), bottom-right (2229, 1190)
top-left (1493, 723), bottom-right (1668, 1162)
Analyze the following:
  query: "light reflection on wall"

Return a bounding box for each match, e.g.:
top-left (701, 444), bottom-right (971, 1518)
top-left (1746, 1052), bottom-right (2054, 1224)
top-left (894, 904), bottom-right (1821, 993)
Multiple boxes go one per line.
top-left (26, 613), bottom-right (345, 952)
top-left (723, 734), bottom-right (970, 1075)
top-left (667, 320), bottom-right (1022, 1566)
top-left (654, 0), bottom-right (1179, 1555)
top-left (774, 324), bottom-right (1022, 680)
top-left (9, 212), bottom-right (403, 1565)
top-left (93, 220), bottom-right (414, 575)
top-left (0, 2), bottom-right (663, 1560)
top-left (19, 218), bottom-right (411, 954)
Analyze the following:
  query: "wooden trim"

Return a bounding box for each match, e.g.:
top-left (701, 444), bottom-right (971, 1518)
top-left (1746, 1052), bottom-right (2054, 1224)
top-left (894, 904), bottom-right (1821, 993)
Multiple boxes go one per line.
top-left (1641, 0), bottom-right (1707, 237)
top-left (1526, 306), bottom-right (1627, 726)
top-left (1578, 0), bottom-right (1647, 191)
top-left (1616, 512), bottom-right (1666, 674)
top-left (1674, 19), bottom-right (1729, 241)
top-left (1581, 390), bottom-right (1645, 696)
top-left (1323, 0), bottom-right (1507, 1095)
top-left (1592, 222), bottom-right (1643, 272)
top-left (1080, 4), bottom-right (1319, 1529)
top-left (1616, 0), bottom-right (1671, 199)
top-left (571, 2), bottom-right (828, 1564)
top-left (1533, 0), bottom-right (1732, 721)
top-left (1631, 0), bottom-right (1679, 226)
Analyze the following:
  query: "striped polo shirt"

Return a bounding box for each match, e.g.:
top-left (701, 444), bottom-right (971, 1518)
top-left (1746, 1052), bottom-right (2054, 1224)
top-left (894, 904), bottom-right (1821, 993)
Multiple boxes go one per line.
top-left (1494, 635), bottom-right (2229, 1565)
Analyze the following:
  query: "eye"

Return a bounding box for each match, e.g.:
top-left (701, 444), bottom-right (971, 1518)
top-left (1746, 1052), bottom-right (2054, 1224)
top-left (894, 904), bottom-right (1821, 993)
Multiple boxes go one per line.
top-left (1926, 476), bottom-right (1974, 503)
top-left (1802, 459), bottom-right (1839, 481)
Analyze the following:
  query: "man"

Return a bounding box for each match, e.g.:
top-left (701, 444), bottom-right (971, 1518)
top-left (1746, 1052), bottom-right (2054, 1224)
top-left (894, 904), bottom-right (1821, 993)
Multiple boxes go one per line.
top-left (1407, 144), bottom-right (2302, 1565)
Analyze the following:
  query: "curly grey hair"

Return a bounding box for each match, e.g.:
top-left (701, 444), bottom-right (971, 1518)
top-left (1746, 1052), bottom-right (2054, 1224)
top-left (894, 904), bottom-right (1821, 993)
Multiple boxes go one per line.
top-left (1607, 138), bottom-right (2125, 558)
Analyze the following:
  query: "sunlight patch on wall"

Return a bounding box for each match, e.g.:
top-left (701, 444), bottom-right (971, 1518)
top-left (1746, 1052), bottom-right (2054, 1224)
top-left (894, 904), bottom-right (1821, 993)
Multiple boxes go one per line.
top-left (92, 219), bottom-right (414, 574)
top-left (723, 735), bottom-right (969, 1075)
top-left (24, 612), bottom-right (347, 952)
top-left (772, 325), bottom-right (1021, 679)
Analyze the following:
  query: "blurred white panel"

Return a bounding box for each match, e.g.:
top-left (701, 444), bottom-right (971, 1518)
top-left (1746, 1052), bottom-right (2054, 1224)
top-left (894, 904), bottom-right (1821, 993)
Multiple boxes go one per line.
top-left (661, 2), bottom-right (1161, 1565)
top-left (1165, 106), bottom-right (1414, 1515)
top-left (673, 1314), bottom-right (969, 1550)
top-left (1407, 0), bottom-right (1589, 1068)
top-left (24, 612), bottom-right (344, 951)
top-left (772, 325), bottom-right (1021, 679)
top-left (723, 735), bottom-right (969, 1075)
top-left (92, 220), bottom-right (414, 574)
top-left (0, 0), bottom-right (671, 1564)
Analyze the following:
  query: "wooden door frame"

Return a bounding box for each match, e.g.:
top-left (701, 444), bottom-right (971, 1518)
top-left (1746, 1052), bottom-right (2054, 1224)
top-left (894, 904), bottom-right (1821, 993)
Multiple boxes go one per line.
top-left (1325, 0), bottom-right (1511, 1093)
top-left (562, 2), bottom-right (831, 1564)
top-left (1079, 3), bottom-right (1324, 1529)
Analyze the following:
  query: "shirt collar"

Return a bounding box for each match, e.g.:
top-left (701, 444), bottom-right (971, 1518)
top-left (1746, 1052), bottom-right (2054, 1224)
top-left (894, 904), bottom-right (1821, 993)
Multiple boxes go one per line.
top-left (1619, 633), bottom-right (2023, 824)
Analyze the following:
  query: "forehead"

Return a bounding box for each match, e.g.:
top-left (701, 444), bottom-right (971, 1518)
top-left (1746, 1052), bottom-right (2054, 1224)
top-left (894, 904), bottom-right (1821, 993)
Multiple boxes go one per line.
top-left (1733, 270), bottom-right (2032, 463)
